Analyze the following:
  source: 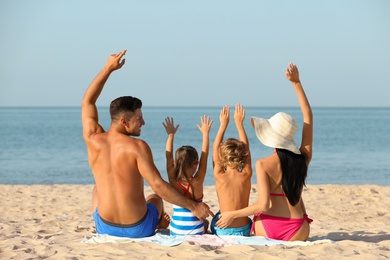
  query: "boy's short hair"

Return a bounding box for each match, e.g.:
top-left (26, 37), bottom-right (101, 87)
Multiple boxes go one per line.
top-left (219, 138), bottom-right (248, 170)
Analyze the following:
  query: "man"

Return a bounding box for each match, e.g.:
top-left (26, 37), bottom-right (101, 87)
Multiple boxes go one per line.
top-left (82, 49), bottom-right (213, 238)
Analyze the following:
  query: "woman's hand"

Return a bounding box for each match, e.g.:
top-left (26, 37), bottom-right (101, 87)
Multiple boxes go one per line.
top-left (215, 211), bottom-right (236, 229)
top-left (285, 63), bottom-right (300, 83)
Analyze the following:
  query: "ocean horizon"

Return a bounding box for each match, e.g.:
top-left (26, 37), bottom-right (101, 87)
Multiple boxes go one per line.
top-left (1, 106), bottom-right (389, 185)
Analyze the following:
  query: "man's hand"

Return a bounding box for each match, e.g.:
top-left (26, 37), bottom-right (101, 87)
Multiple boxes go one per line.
top-left (105, 49), bottom-right (127, 72)
top-left (192, 202), bottom-right (214, 220)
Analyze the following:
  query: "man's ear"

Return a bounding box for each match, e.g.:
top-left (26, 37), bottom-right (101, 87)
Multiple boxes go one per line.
top-left (120, 117), bottom-right (127, 127)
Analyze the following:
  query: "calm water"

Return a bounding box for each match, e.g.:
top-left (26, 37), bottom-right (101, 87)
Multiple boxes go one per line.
top-left (0, 107), bottom-right (389, 185)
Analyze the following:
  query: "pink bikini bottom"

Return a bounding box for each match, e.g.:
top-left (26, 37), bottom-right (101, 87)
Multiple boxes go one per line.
top-left (251, 213), bottom-right (313, 241)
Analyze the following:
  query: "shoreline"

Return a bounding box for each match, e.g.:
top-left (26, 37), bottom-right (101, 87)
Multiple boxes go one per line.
top-left (1, 184), bottom-right (390, 259)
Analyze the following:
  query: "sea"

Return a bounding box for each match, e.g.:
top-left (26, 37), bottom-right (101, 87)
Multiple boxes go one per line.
top-left (0, 106), bottom-right (389, 186)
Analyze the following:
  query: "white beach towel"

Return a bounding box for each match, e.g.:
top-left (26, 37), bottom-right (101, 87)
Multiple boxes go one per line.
top-left (186, 234), bottom-right (333, 247)
top-left (83, 231), bottom-right (333, 247)
top-left (83, 232), bottom-right (185, 247)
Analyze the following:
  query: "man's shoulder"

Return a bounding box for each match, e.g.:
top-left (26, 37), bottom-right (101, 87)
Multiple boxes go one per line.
top-left (83, 122), bottom-right (105, 140)
top-left (84, 130), bottom-right (106, 144)
top-left (123, 137), bottom-right (152, 153)
top-left (127, 136), bottom-right (148, 145)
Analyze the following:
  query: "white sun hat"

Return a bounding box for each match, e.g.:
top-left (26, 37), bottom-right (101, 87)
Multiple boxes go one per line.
top-left (251, 112), bottom-right (301, 154)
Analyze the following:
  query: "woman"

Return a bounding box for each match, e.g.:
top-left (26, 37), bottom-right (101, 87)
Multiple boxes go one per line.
top-left (215, 63), bottom-right (313, 241)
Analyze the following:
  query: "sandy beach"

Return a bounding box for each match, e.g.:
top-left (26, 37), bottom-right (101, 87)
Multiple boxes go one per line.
top-left (1, 184), bottom-right (389, 259)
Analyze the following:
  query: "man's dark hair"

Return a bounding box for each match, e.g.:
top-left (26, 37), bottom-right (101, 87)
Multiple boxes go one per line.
top-left (109, 96), bottom-right (142, 122)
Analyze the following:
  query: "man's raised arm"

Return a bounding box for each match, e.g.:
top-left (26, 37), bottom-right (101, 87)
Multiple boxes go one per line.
top-left (81, 49), bottom-right (126, 138)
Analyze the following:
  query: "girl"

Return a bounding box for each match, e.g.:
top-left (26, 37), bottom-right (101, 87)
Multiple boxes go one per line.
top-left (163, 115), bottom-right (213, 235)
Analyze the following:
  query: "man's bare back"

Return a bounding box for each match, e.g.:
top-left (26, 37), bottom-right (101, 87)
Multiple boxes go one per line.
top-left (82, 49), bottom-right (213, 238)
top-left (87, 123), bottom-right (152, 224)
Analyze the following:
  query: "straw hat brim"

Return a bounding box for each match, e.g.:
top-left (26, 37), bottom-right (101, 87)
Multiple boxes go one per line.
top-left (251, 116), bottom-right (301, 154)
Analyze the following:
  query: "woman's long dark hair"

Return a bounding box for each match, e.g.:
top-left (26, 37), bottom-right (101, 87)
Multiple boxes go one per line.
top-left (276, 148), bottom-right (307, 206)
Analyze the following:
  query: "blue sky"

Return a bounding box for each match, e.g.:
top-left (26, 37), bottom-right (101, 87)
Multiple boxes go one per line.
top-left (1, 1), bottom-right (389, 107)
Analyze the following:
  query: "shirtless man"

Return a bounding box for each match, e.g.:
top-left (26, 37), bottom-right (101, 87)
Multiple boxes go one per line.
top-left (82, 49), bottom-right (213, 238)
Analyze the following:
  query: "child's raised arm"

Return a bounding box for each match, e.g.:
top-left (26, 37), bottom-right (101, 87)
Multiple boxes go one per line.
top-left (194, 115), bottom-right (213, 183)
top-left (212, 106), bottom-right (230, 169)
top-left (163, 117), bottom-right (180, 183)
top-left (234, 103), bottom-right (251, 165)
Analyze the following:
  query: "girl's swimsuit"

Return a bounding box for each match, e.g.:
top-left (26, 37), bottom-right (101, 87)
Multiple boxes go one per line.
top-left (251, 193), bottom-right (313, 241)
top-left (169, 178), bottom-right (204, 236)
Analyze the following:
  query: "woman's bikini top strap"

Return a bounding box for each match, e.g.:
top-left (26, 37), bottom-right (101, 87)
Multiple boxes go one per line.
top-left (270, 192), bottom-right (287, 197)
